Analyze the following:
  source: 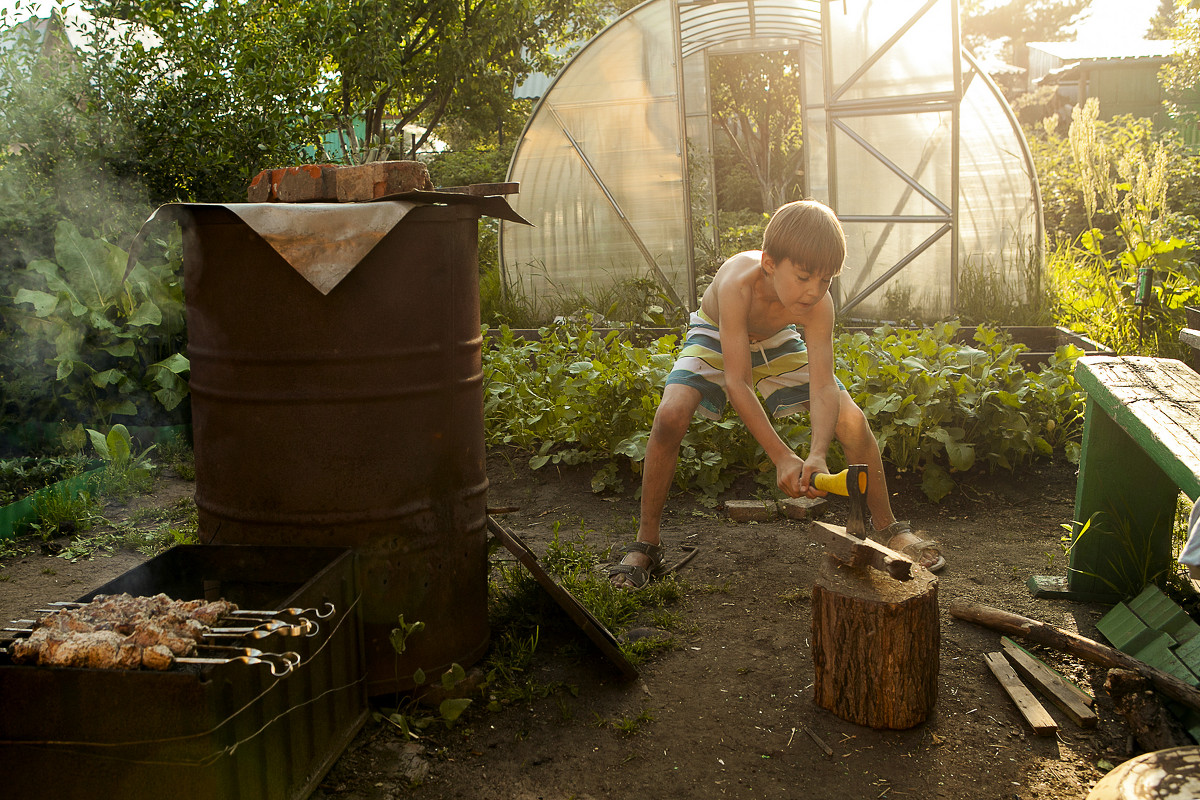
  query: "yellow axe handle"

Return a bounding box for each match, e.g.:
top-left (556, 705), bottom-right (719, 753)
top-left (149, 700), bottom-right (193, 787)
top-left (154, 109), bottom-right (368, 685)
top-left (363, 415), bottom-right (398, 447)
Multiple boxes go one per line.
top-left (812, 468), bottom-right (867, 497)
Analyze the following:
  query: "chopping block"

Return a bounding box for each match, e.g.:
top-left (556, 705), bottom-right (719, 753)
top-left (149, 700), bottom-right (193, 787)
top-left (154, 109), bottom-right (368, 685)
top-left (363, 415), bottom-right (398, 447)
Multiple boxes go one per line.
top-left (808, 518), bottom-right (940, 730)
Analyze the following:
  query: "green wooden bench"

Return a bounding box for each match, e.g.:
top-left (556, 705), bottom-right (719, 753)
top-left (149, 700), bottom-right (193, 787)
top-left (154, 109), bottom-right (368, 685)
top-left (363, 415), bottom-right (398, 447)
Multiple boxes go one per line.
top-left (1029, 355), bottom-right (1200, 601)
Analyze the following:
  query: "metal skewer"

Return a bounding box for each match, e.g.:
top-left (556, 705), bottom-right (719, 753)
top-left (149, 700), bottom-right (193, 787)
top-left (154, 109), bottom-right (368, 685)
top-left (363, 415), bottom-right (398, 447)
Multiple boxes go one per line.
top-left (174, 655), bottom-right (294, 676)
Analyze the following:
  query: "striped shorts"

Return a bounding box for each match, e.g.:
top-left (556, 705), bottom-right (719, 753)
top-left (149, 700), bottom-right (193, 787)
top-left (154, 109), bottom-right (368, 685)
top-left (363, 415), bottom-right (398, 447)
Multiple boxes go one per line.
top-left (664, 310), bottom-right (843, 421)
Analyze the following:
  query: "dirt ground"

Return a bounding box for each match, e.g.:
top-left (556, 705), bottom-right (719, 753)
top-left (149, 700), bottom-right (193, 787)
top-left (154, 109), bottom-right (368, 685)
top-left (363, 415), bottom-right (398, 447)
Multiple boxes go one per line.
top-left (0, 453), bottom-right (1148, 800)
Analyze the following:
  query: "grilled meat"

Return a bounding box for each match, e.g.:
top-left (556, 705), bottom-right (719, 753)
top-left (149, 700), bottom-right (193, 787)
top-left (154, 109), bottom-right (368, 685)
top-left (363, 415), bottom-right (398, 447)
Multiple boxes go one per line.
top-left (9, 593), bottom-right (238, 670)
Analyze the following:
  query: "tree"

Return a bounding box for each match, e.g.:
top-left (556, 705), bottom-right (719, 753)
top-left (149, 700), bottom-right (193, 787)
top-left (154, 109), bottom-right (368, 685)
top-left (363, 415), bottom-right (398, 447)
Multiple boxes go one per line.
top-left (1159, 1), bottom-right (1200, 130)
top-left (78, 0), bottom-right (610, 200)
top-left (1147, 0), bottom-right (1179, 38)
top-left (961, 0), bottom-right (1092, 71)
top-left (82, 0), bottom-right (337, 202)
top-left (709, 50), bottom-right (805, 214)
top-left (316, 0), bottom-right (610, 163)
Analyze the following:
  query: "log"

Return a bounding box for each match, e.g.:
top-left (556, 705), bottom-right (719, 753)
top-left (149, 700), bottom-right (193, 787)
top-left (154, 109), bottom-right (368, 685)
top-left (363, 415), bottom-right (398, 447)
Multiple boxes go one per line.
top-left (949, 601), bottom-right (1200, 714)
top-left (809, 520), bottom-right (913, 581)
top-left (811, 554), bottom-right (939, 729)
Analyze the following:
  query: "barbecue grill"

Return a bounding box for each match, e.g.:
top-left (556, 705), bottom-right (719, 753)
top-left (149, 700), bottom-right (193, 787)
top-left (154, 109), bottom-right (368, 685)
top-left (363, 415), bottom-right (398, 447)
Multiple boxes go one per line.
top-left (0, 545), bottom-right (367, 800)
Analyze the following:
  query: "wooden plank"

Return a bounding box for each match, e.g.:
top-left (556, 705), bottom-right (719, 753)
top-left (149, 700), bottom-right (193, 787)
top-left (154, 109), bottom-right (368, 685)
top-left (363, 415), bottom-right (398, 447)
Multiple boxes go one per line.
top-left (809, 520), bottom-right (913, 581)
top-left (1075, 356), bottom-right (1200, 498)
top-left (1181, 327), bottom-right (1200, 352)
top-left (983, 652), bottom-right (1058, 736)
top-left (1000, 637), bottom-right (1097, 728)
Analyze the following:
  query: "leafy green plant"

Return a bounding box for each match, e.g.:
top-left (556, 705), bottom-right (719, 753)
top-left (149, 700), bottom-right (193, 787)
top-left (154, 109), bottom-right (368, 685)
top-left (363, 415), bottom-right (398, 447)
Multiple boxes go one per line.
top-left (87, 424), bottom-right (157, 501)
top-left (835, 323), bottom-right (1085, 500)
top-left (6, 221), bottom-right (189, 426)
top-left (377, 615), bottom-right (473, 739)
top-left (0, 453), bottom-right (91, 506)
top-left (483, 318), bottom-right (1087, 502)
top-left (1041, 100), bottom-right (1200, 358)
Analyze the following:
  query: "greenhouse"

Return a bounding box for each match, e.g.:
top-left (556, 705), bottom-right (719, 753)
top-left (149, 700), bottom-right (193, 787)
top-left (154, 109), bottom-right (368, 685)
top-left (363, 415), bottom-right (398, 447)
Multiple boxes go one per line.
top-left (500, 0), bottom-right (1043, 320)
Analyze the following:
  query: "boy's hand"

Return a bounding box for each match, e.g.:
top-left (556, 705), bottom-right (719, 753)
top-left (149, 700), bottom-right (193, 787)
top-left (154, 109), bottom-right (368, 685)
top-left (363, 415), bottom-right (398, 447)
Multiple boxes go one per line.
top-left (776, 453), bottom-right (806, 498)
top-left (798, 454), bottom-right (830, 498)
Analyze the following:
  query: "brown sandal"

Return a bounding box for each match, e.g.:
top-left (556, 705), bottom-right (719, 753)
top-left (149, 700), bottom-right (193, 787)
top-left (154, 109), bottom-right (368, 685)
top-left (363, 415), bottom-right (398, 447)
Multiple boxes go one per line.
top-left (602, 541), bottom-right (664, 591)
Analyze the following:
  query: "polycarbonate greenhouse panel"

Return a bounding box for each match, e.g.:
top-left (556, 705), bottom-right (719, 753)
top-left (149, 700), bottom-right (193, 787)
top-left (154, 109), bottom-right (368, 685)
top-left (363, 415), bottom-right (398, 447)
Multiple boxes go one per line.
top-left (679, 0), bottom-right (820, 59)
top-left (825, 0), bottom-right (956, 102)
top-left (502, 0), bottom-right (691, 311)
top-left (503, 0), bottom-right (1043, 321)
top-left (956, 56), bottom-right (1043, 308)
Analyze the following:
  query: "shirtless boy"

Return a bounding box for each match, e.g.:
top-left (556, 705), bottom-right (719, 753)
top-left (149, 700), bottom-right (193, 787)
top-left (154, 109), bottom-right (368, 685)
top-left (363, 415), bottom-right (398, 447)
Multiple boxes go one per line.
top-left (605, 199), bottom-right (945, 590)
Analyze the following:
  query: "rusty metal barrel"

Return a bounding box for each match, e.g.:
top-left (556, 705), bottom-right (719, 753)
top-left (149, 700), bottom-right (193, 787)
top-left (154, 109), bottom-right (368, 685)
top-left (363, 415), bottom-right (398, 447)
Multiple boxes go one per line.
top-left (181, 202), bottom-right (489, 695)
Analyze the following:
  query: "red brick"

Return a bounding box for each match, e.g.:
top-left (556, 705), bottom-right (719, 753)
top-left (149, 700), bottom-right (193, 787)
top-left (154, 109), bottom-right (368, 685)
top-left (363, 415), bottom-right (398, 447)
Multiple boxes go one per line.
top-left (370, 160), bottom-right (434, 197)
top-left (276, 164), bottom-right (338, 202)
top-left (726, 500), bottom-right (777, 523)
top-left (779, 496), bottom-right (827, 520)
top-left (247, 168), bottom-right (283, 202)
top-left (335, 164), bottom-right (375, 202)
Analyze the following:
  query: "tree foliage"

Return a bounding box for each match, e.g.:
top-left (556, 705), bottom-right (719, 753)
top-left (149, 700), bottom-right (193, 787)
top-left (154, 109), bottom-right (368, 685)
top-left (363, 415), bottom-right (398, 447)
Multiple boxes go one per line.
top-left (1159, 2), bottom-right (1200, 134)
top-left (961, 0), bottom-right (1092, 68)
top-left (709, 50), bottom-right (805, 214)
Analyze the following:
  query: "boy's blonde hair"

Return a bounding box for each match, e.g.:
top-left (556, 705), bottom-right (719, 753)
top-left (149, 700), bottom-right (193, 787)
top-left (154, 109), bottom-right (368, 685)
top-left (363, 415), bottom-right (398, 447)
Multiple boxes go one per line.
top-left (762, 200), bottom-right (846, 277)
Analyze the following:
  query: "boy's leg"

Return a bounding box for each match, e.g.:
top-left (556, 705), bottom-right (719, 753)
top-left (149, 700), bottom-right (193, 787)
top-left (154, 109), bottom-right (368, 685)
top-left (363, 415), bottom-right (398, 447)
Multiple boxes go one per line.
top-left (832, 389), bottom-right (896, 529)
top-left (609, 383), bottom-right (702, 589)
top-left (833, 389), bottom-right (944, 570)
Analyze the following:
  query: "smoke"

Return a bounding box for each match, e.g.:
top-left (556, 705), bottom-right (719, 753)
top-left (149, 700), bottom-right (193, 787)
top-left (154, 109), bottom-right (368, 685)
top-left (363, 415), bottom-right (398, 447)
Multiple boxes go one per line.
top-left (0, 7), bottom-right (179, 438)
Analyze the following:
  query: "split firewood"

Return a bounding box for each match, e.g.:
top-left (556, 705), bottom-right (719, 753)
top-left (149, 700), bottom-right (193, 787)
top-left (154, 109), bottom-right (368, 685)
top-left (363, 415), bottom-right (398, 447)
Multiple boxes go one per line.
top-left (949, 601), bottom-right (1200, 715)
top-left (1105, 668), bottom-right (1193, 752)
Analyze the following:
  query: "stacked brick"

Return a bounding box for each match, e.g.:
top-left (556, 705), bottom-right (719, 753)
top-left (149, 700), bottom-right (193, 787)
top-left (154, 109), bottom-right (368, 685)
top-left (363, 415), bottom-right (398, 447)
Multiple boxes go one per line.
top-left (247, 161), bottom-right (436, 203)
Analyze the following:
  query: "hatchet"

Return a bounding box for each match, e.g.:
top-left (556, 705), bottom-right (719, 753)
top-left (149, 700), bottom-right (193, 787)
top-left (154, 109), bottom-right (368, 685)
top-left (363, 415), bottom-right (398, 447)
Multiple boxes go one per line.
top-left (810, 465), bottom-right (913, 581)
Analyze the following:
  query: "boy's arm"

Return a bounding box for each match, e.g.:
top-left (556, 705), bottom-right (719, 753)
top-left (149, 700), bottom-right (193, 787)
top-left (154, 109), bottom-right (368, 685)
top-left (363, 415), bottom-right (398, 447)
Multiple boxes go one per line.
top-left (715, 280), bottom-right (807, 495)
top-left (798, 295), bottom-right (841, 494)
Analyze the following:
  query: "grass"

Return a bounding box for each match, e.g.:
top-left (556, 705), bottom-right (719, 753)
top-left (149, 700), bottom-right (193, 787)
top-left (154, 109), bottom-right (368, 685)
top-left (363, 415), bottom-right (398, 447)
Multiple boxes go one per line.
top-left (483, 519), bottom-right (688, 708)
top-left (595, 707), bottom-right (655, 736)
top-left (14, 445), bottom-right (200, 562)
top-left (31, 483), bottom-right (101, 537)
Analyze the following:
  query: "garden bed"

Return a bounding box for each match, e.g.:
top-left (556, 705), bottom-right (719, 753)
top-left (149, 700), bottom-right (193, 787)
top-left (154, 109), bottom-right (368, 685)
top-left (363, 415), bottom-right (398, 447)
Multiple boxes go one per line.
top-left (489, 325), bottom-right (1110, 368)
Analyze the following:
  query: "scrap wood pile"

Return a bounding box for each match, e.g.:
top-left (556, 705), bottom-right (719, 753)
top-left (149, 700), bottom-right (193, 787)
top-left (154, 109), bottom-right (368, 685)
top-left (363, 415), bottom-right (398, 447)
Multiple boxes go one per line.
top-left (952, 601), bottom-right (1200, 750)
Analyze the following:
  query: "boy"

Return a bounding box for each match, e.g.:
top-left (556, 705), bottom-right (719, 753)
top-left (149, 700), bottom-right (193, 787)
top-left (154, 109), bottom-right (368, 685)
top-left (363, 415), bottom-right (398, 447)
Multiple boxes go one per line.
top-left (605, 200), bottom-right (945, 590)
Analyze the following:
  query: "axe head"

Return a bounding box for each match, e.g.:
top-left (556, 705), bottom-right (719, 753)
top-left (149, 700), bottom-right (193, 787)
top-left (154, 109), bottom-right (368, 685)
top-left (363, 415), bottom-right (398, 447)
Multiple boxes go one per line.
top-left (845, 464), bottom-right (868, 538)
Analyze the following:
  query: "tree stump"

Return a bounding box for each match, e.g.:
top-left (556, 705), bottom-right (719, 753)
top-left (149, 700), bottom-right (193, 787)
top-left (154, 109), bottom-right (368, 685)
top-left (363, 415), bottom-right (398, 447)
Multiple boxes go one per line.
top-left (811, 553), bottom-right (939, 729)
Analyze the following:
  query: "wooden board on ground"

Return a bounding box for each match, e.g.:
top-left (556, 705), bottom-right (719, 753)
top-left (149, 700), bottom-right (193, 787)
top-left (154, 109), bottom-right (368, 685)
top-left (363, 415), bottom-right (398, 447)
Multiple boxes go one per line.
top-left (1001, 636), bottom-right (1097, 727)
top-left (984, 652), bottom-right (1058, 736)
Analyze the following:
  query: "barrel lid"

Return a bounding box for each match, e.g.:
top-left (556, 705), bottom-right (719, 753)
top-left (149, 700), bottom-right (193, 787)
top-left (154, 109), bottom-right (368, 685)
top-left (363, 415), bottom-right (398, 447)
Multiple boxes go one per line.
top-left (125, 192), bottom-right (532, 295)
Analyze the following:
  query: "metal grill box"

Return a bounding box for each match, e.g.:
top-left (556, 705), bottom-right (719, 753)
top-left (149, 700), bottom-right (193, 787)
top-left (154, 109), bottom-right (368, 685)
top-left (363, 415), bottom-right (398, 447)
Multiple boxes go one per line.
top-left (0, 545), bottom-right (368, 800)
